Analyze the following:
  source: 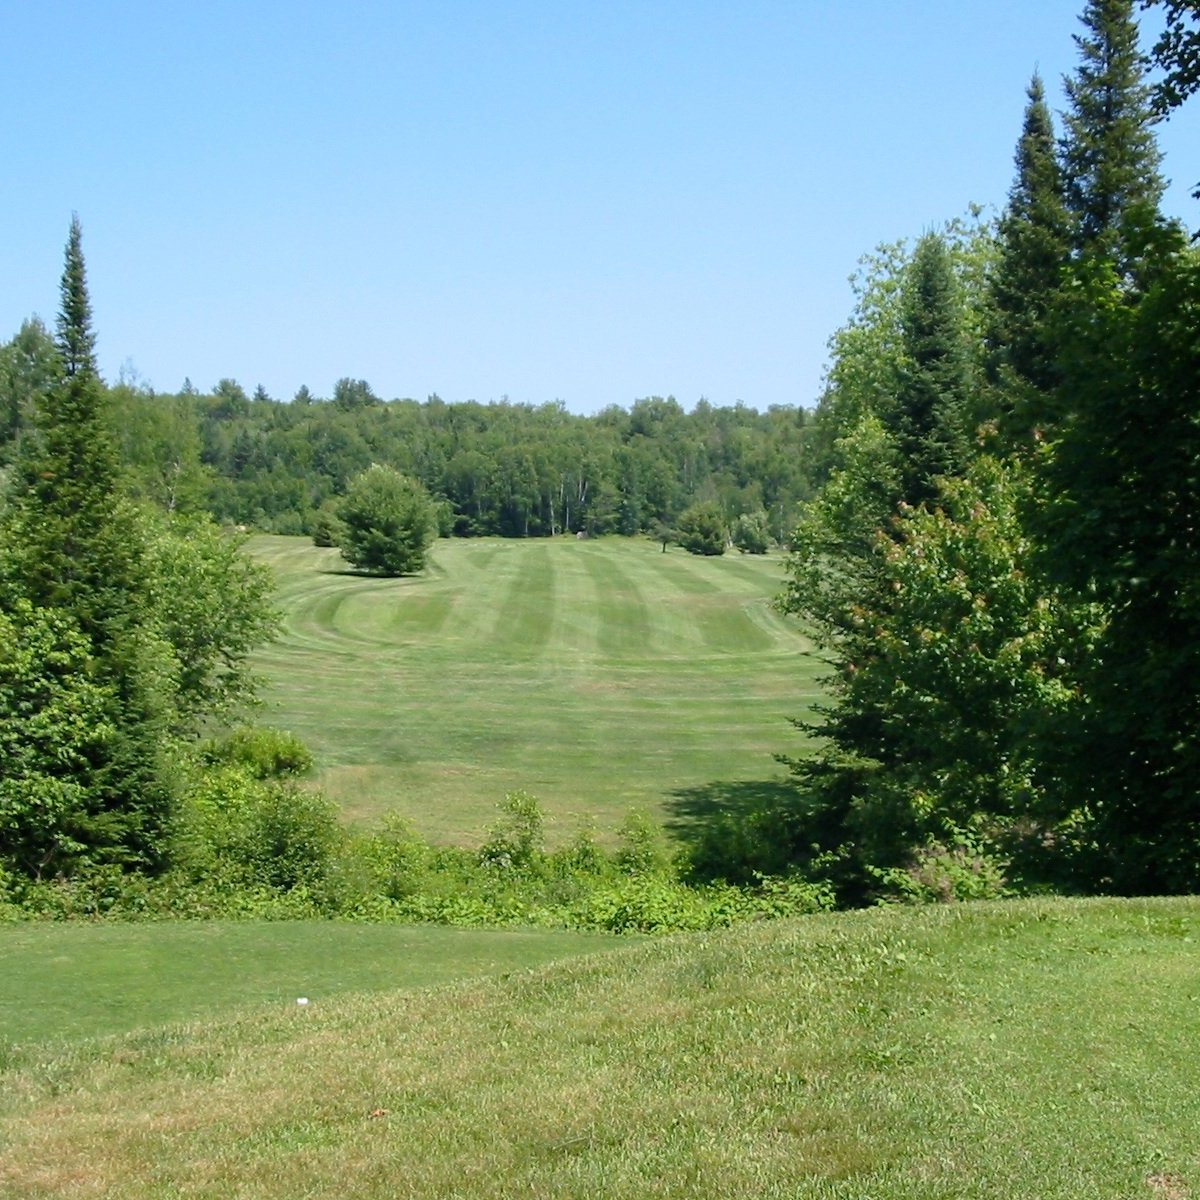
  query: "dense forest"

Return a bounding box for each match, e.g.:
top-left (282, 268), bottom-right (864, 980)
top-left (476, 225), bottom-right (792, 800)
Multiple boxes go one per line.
top-left (1, 0), bottom-right (1197, 916)
top-left (0, 351), bottom-right (815, 545)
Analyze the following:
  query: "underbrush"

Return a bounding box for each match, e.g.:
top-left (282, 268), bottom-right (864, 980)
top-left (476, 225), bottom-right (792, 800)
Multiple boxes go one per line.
top-left (0, 736), bottom-right (833, 932)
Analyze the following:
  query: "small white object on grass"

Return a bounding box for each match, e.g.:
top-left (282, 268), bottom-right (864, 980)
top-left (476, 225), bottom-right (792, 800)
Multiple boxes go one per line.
top-left (297, 997), bottom-right (309, 1006)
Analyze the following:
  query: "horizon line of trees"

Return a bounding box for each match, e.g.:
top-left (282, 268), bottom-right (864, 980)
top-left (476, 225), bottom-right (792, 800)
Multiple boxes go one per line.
top-left (0, 341), bottom-right (818, 547)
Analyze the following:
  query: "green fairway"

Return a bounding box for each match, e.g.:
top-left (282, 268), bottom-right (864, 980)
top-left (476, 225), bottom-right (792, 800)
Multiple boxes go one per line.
top-left (249, 535), bottom-right (824, 842)
top-left (4, 898), bottom-right (1199, 1199)
top-left (0, 922), bottom-right (625, 1046)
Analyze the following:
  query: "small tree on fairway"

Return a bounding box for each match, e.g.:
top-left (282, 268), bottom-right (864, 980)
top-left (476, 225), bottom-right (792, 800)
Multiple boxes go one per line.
top-left (676, 501), bottom-right (727, 556)
top-left (337, 464), bottom-right (437, 576)
top-left (732, 509), bottom-right (771, 554)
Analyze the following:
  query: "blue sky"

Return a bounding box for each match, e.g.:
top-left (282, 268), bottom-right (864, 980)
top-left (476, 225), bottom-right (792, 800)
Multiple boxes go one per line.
top-left (3, 1), bottom-right (1197, 413)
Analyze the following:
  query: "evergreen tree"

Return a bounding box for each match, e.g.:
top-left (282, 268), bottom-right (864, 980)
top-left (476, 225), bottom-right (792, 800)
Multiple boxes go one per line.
top-left (1037, 243), bottom-right (1199, 892)
top-left (1061, 0), bottom-right (1166, 274)
top-left (336, 464), bottom-right (437, 576)
top-left (988, 74), bottom-right (1072, 447)
top-left (890, 232), bottom-right (974, 507)
top-left (5, 217), bottom-right (146, 640)
top-left (0, 219), bottom-right (172, 874)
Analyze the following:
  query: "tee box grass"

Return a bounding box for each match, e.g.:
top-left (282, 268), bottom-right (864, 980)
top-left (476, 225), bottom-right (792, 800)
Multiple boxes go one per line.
top-left (3, 897), bottom-right (1198, 1198)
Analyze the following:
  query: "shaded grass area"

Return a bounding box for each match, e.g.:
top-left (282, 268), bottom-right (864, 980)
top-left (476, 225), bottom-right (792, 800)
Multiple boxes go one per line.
top-left (249, 536), bottom-right (825, 842)
top-left (2, 898), bottom-right (1198, 1198)
top-left (0, 922), bottom-right (625, 1046)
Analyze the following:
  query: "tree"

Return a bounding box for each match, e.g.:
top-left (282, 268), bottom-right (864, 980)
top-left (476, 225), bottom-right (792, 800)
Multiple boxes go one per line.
top-left (1144, 0), bottom-right (1200, 200)
top-left (890, 232), bottom-right (976, 507)
top-left (732, 509), bottom-right (771, 554)
top-left (1062, 0), bottom-right (1167, 275)
top-left (0, 600), bottom-right (120, 877)
top-left (0, 222), bottom-right (280, 879)
top-left (0, 217), bottom-right (173, 872)
top-left (675, 501), bottom-right (726, 556)
top-left (1145, 0), bottom-right (1200, 113)
top-left (337, 464), bottom-right (437, 575)
top-left (140, 510), bottom-right (279, 732)
top-left (1036, 244), bottom-right (1200, 891)
top-left (987, 74), bottom-right (1073, 449)
top-left (110, 385), bottom-right (213, 514)
top-left (0, 318), bottom-right (59, 463)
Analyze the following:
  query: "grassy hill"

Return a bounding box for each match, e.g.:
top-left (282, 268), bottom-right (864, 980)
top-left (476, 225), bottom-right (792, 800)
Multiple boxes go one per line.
top-left (249, 535), bottom-right (824, 843)
top-left (4, 897), bottom-right (1198, 1198)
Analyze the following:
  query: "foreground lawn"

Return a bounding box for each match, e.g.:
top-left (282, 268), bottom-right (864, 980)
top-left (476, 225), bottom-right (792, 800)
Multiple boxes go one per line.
top-left (249, 535), bottom-right (823, 842)
top-left (0, 922), bottom-right (625, 1046)
top-left (3, 898), bottom-right (1198, 1198)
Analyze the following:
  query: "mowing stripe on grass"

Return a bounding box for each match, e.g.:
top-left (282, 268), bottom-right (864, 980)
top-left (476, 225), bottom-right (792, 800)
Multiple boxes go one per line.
top-left (248, 535), bottom-right (824, 842)
top-left (491, 540), bottom-right (557, 659)
top-left (577, 542), bottom-right (654, 661)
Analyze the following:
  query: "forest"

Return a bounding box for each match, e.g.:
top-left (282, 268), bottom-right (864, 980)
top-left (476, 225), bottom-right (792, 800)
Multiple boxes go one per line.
top-left (0, 0), bottom-right (1197, 917)
top-left (2, 349), bottom-right (815, 545)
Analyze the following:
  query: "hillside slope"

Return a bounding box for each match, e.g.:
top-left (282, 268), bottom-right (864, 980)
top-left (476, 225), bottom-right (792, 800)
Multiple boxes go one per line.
top-left (3, 898), bottom-right (1198, 1198)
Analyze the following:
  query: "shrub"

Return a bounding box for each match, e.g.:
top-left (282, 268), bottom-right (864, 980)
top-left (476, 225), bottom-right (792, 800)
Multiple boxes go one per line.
top-left (732, 509), bottom-right (771, 554)
top-left (350, 812), bottom-right (433, 901)
top-left (310, 503), bottom-right (342, 548)
top-left (675, 502), bottom-right (727, 556)
top-left (478, 791), bottom-right (545, 874)
top-left (200, 727), bottom-right (315, 779)
top-left (870, 837), bottom-right (1011, 904)
top-left (615, 809), bottom-right (672, 876)
top-left (175, 766), bottom-right (343, 895)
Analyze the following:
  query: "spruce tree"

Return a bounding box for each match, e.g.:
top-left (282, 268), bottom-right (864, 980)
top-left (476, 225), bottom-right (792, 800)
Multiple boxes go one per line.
top-left (1037, 2), bottom-right (1197, 890)
top-left (0, 218), bottom-right (172, 874)
top-left (1061, 0), bottom-right (1166, 274)
top-left (890, 232), bottom-right (973, 507)
top-left (988, 74), bottom-right (1072, 448)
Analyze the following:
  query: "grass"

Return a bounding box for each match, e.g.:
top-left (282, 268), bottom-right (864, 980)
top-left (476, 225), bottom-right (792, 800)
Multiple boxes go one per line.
top-left (0, 922), bottom-right (627, 1046)
top-left (3, 896), bottom-right (1198, 1198)
top-left (249, 535), bottom-right (825, 843)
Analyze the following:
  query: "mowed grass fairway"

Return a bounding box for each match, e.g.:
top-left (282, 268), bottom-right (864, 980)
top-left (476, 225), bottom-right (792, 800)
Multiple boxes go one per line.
top-left (250, 535), bottom-right (824, 841)
top-left (4, 898), bottom-right (1199, 1199)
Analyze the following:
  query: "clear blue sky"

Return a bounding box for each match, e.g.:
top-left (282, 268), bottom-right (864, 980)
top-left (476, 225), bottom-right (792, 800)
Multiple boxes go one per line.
top-left (3, 1), bottom-right (1197, 413)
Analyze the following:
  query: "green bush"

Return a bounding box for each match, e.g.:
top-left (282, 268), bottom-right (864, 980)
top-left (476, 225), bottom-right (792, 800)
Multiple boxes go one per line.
top-left (869, 837), bottom-right (1011, 904)
top-left (615, 809), bottom-right (672, 876)
top-left (310, 503), bottom-right (342, 548)
top-left (350, 812), bottom-right (433, 901)
top-left (199, 727), bottom-right (315, 779)
top-left (175, 766), bottom-right (343, 895)
top-left (675, 501), bottom-right (727, 556)
top-left (732, 509), bottom-right (771, 554)
top-left (478, 791), bottom-right (545, 874)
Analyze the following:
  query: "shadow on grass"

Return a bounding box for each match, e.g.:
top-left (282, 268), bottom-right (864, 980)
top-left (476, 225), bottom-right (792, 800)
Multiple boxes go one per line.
top-left (317, 568), bottom-right (419, 579)
top-left (664, 776), bottom-right (808, 884)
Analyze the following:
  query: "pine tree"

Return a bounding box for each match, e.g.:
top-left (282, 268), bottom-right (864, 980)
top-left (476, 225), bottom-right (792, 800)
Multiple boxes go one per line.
top-left (1061, 0), bottom-right (1166, 274)
top-left (1037, 2), bottom-right (1198, 891)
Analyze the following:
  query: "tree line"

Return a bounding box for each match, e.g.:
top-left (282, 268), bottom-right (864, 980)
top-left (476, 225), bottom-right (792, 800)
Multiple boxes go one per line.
top-left (1, 349), bottom-right (816, 550)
